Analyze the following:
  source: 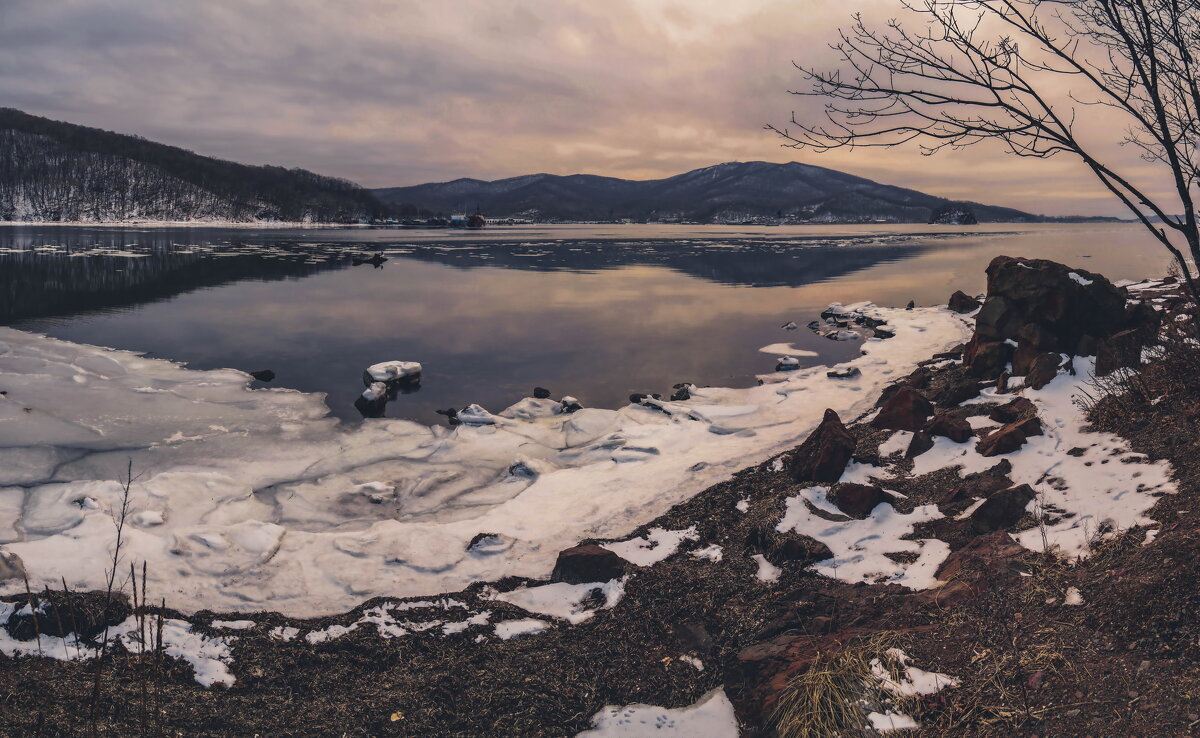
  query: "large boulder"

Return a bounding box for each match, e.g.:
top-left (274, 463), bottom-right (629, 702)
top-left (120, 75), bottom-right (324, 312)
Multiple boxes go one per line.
top-left (926, 411), bottom-right (972, 443)
top-left (789, 409), bottom-right (856, 483)
top-left (979, 256), bottom-right (1127, 349)
top-left (1025, 352), bottom-right (1063, 390)
top-left (963, 335), bottom-right (1013, 379)
top-left (550, 544), bottom-right (627, 584)
top-left (976, 418), bottom-right (1040, 457)
top-left (871, 386), bottom-right (934, 432)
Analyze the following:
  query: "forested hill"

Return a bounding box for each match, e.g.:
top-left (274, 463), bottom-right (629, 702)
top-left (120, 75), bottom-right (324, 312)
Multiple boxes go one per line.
top-left (0, 108), bottom-right (388, 223)
top-left (375, 161), bottom-right (1043, 224)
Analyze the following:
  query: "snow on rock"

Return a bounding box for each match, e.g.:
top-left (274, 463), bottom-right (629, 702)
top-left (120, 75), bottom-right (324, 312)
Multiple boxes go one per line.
top-left (0, 305), bottom-right (970, 617)
top-left (493, 577), bottom-right (626, 625)
top-left (456, 404), bottom-right (497, 426)
top-left (777, 488), bottom-right (948, 589)
top-left (576, 688), bottom-right (739, 738)
top-left (603, 527), bottom-right (700, 566)
top-left (365, 361), bottom-right (422, 383)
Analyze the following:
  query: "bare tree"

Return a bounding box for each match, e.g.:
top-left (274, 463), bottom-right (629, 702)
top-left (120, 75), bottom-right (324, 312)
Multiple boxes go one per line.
top-left (771, 0), bottom-right (1200, 299)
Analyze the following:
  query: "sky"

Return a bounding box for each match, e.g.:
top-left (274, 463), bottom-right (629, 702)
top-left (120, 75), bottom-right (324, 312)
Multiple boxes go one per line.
top-left (0, 0), bottom-right (1164, 216)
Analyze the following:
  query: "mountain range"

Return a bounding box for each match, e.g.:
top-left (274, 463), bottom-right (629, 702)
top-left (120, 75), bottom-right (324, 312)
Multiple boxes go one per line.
top-left (373, 161), bottom-right (1044, 223)
top-left (0, 108), bottom-right (1111, 224)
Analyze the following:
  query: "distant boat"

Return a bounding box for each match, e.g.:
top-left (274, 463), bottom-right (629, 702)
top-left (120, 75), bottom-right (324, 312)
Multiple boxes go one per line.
top-left (467, 214), bottom-right (486, 229)
top-left (449, 213), bottom-right (486, 229)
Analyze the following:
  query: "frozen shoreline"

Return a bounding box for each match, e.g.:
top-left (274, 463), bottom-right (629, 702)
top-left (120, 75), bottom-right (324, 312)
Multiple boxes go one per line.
top-left (0, 306), bottom-right (971, 617)
top-left (0, 220), bottom-right (368, 229)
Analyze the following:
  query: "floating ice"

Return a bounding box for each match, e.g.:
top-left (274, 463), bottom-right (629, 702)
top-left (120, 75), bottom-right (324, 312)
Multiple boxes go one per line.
top-left (365, 361), bottom-right (422, 383)
top-left (0, 304), bottom-right (970, 616)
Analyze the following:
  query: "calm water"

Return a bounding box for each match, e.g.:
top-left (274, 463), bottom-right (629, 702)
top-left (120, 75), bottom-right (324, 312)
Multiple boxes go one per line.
top-left (0, 222), bottom-right (1170, 425)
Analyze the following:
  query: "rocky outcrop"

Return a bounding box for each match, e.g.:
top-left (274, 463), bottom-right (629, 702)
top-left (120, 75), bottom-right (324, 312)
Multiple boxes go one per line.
top-left (962, 256), bottom-right (1129, 380)
top-left (788, 409), bottom-right (856, 483)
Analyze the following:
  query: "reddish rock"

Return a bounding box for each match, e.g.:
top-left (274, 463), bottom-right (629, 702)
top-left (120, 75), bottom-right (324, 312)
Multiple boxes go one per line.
top-left (989, 397), bottom-right (1036, 424)
top-left (926, 411), bottom-right (972, 443)
top-left (969, 484), bottom-right (1036, 533)
top-left (1025, 352), bottom-right (1063, 390)
top-left (1095, 328), bottom-right (1146, 376)
top-left (788, 409), bottom-right (856, 483)
top-left (948, 290), bottom-right (982, 313)
top-left (936, 530), bottom-right (1027, 581)
top-left (871, 386), bottom-right (934, 432)
top-left (963, 335), bottom-right (1013, 378)
top-left (905, 429), bottom-right (935, 458)
top-left (550, 544), bottom-right (627, 584)
top-left (828, 483), bottom-right (889, 519)
top-left (931, 376), bottom-right (982, 407)
top-left (976, 422), bottom-right (1031, 456)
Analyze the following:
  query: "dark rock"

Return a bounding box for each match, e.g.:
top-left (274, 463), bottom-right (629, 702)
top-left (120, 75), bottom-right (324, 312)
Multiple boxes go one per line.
top-left (1095, 328), bottom-right (1146, 376)
top-left (989, 397), bottom-right (1037, 424)
top-left (873, 327), bottom-right (896, 339)
top-left (926, 411), bottom-right (973, 443)
top-left (871, 386), bottom-right (934, 432)
top-left (906, 300), bottom-right (915, 310)
top-left (969, 484), bottom-right (1036, 533)
top-left (1025, 352), bottom-right (1062, 390)
top-left (1124, 300), bottom-right (1162, 340)
top-left (670, 384), bottom-right (692, 401)
top-left (248, 369), bottom-right (275, 382)
top-left (948, 290), bottom-right (982, 313)
top-left (826, 367), bottom-right (860, 379)
top-left (775, 356), bottom-right (802, 371)
top-left (1076, 334), bottom-right (1100, 356)
top-left (788, 409), bottom-right (856, 483)
top-left (933, 345), bottom-right (966, 360)
top-left (977, 422), bottom-right (1032, 457)
top-left (4, 590), bottom-right (131, 643)
top-left (931, 377), bottom-right (982, 407)
top-left (828, 483), bottom-right (890, 519)
top-left (936, 530), bottom-right (1026, 581)
top-left (906, 430), bottom-right (935, 458)
top-left (560, 397), bottom-right (583, 413)
top-left (550, 544), bottom-right (627, 584)
top-left (980, 256), bottom-right (1128, 348)
top-left (806, 320), bottom-right (821, 331)
top-left (435, 407), bottom-right (460, 426)
top-left (996, 372), bottom-right (1010, 394)
top-left (963, 335), bottom-right (1013, 378)
top-left (533, 386), bottom-right (552, 399)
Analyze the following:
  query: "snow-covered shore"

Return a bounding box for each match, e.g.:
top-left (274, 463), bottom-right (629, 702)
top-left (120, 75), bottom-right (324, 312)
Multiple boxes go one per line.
top-left (0, 220), bottom-right (369, 229)
top-left (0, 305), bottom-right (970, 617)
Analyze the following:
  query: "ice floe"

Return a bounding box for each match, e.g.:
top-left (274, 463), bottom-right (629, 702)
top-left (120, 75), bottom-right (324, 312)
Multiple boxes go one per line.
top-left (0, 303), bottom-right (969, 616)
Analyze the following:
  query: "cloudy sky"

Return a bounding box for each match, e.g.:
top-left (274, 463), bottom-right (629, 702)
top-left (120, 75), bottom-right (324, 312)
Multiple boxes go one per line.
top-left (0, 0), bottom-right (1156, 216)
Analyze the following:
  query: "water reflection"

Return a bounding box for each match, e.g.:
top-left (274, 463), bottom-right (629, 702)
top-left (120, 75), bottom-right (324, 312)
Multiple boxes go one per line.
top-left (0, 223), bottom-right (1170, 425)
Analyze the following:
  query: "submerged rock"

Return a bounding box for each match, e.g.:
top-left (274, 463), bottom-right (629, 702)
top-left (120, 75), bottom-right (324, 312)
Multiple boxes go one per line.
top-left (248, 369), bottom-right (275, 382)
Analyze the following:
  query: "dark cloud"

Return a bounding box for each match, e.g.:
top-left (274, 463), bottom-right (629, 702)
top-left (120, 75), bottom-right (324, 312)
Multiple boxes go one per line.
top-left (0, 0), bottom-right (1156, 215)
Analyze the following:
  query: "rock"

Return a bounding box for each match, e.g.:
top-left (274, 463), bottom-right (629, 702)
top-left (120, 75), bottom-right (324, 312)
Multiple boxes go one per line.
top-left (931, 376), bottom-right (982, 407)
top-left (354, 382), bottom-right (390, 418)
top-left (936, 530), bottom-right (1026, 581)
top-left (873, 327), bottom-right (896, 339)
top-left (806, 320), bottom-right (821, 331)
top-left (248, 369), bottom-right (275, 382)
top-left (0, 550), bottom-right (24, 581)
top-left (906, 300), bottom-right (915, 310)
top-left (788, 409), bottom-right (856, 483)
top-left (980, 256), bottom-right (1128, 348)
top-left (456, 404), bottom-right (496, 426)
top-left (1095, 328), bottom-right (1146, 376)
top-left (560, 396), bottom-right (583, 413)
top-left (550, 544), bottom-right (627, 584)
top-left (828, 483), bottom-right (890, 519)
top-left (435, 408), bottom-right (460, 425)
top-left (670, 384), bottom-right (692, 401)
top-left (969, 484), bottom-right (1036, 533)
top-left (466, 533), bottom-right (512, 555)
top-left (871, 386), bottom-right (934, 432)
top-left (748, 520), bottom-right (835, 563)
top-left (363, 360), bottom-right (422, 387)
top-left (1075, 334), bottom-right (1100, 356)
top-left (963, 335), bottom-right (1014, 378)
top-left (977, 421), bottom-right (1033, 457)
top-left (948, 290), bottom-right (982, 313)
top-left (4, 590), bottom-right (132, 643)
top-left (826, 367), bottom-right (860, 379)
top-left (1011, 322), bottom-right (1061, 374)
top-left (926, 411), bottom-right (972, 443)
top-left (533, 386), bottom-right (552, 399)
top-left (1025, 352), bottom-right (1062, 390)
top-left (782, 321), bottom-right (798, 331)
top-left (989, 397), bottom-right (1037, 424)
top-left (776, 356), bottom-right (801, 371)
top-left (906, 430), bottom-right (935, 458)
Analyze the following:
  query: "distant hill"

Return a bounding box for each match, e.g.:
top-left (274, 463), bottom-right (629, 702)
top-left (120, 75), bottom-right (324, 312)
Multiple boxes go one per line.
top-left (374, 161), bottom-right (1044, 223)
top-left (0, 108), bottom-right (388, 223)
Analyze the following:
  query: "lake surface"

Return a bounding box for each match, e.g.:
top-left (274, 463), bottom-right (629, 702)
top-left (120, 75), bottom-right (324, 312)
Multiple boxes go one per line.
top-left (0, 222), bottom-right (1170, 425)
